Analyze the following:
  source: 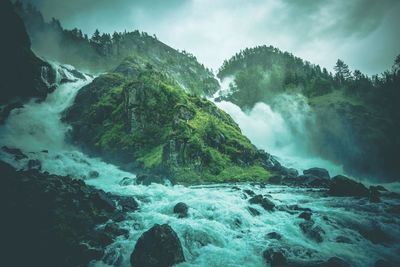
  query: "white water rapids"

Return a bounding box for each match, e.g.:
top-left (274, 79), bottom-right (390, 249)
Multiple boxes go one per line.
top-left (1, 64), bottom-right (399, 267)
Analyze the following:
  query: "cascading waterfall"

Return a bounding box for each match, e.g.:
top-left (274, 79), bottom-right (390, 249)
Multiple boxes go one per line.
top-left (214, 92), bottom-right (344, 176)
top-left (0, 64), bottom-right (399, 267)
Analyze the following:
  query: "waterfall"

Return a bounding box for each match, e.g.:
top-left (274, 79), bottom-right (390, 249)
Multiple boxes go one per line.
top-left (0, 64), bottom-right (398, 267)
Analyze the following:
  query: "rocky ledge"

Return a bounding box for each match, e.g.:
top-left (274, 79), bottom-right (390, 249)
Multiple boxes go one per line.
top-left (1, 160), bottom-right (138, 267)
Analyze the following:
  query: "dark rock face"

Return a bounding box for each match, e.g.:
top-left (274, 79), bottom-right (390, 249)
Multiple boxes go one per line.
top-left (0, 0), bottom-right (56, 105)
top-left (27, 159), bottom-right (42, 170)
top-left (298, 211), bottom-right (312, 221)
top-left (112, 195), bottom-right (139, 212)
top-left (247, 206), bottom-right (261, 216)
top-left (263, 247), bottom-right (287, 267)
top-left (1, 160), bottom-right (133, 267)
top-left (136, 173), bottom-right (167, 185)
top-left (130, 224), bottom-right (185, 267)
top-left (266, 232), bottom-right (282, 240)
top-left (1, 146), bottom-right (27, 160)
top-left (249, 195), bottom-right (275, 211)
top-left (173, 202), bottom-right (189, 218)
top-left (303, 167), bottom-right (330, 179)
top-left (89, 170), bottom-right (100, 178)
top-left (299, 221), bottom-right (325, 243)
top-left (329, 175), bottom-right (369, 197)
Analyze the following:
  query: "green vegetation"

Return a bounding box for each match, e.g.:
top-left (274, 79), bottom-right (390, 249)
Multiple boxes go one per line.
top-left (13, 1), bottom-right (219, 96)
top-left (218, 45), bottom-right (400, 181)
top-left (66, 58), bottom-right (276, 184)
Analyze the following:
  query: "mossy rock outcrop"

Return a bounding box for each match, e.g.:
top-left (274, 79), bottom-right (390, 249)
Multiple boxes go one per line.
top-left (65, 58), bottom-right (282, 184)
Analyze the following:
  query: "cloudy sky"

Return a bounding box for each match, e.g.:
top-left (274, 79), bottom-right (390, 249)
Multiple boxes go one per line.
top-left (22, 0), bottom-right (400, 75)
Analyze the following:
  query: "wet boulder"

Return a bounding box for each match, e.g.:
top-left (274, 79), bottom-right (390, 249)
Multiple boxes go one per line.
top-left (263, 247), bottom-right (287, 267)
top-left (130, 224), bottom-right (185, 267)
top-left (243, 189), bottom-right (256, 197)
top-left (2, 146), bottom-right (27, 160)
top-left (328, 175), bottom-right (369, 197)
top-left (104, 222), bottom-right (129, 238)
top-left (89, 170), bottom-right (100, 178)
top-left (266, 232), bottom-right (282, 240)
top-left (173, 202), bottom-right (189, 218)
top-left (249, 195), bottom-right (275, 211)
top-left (136, 173), bottom-right (166, 185)
top-left (369, 186), bottom-right (381, 203)
top-left (299, 220), bottom-right (325, 243)
top-left (27, 159), bottom-right (41, 170)
top-left (247, 206), bottom-right (261, 216)
top-left (111, 195), bottom-right (139, 212)
top-left (298, 211), bottom-right (312, 221)
top-left (303, 167), bottom-right (330, 179)
top-left (119, 177), bottom-right (135, 186)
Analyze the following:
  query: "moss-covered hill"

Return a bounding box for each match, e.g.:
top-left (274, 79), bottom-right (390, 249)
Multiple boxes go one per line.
top-left (65, 58), bottom-right (284, 184)
top-left (14, 2), bottom-right (219, 96)
top-left (217, 45), bottom-right (400, 182)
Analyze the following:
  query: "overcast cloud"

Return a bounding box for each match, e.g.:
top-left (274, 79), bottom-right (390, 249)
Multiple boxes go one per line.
top-left (22, 0), bottom-right (400, 75)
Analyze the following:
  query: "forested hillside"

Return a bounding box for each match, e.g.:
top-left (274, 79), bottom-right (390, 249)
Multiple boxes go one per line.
top-left (13, 1), bottom-right (219, 96)
top-left (217, 45), bottom-right (400, 181)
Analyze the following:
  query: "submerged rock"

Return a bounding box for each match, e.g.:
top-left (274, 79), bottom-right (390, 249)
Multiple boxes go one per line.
top-left (299, 220), bottom-right (325, 243)
top-left (136, 173), bottom-right (167, 185)
top-left (328, 175), bottom-right (369, 197)
top-left (27, 159), bottom-right (41, 170)
top-left (249, 195), bottom-right (275, 211)
top-left (266, 232), bottom-right (282, 240)
top-left (298, 211), bottom-right (312, 221)
top-left (1, 146), bottom-right (27, 160)
top-left (263, 247), bottom-right (287, 267)
top-left (130, 224), bottom-right (185, 267)
top-left (247, 206), bottom-right (261, 216)
top-left (173, 202), bottom-right (189, 218)
top-left (119, 176), bottom-right (135, 186)
top-left (89, 170), bottom-right (100, 178)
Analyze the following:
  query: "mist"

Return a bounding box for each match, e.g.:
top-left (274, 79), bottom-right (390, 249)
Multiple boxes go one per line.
top-left (215, 96), bottom-right (344, 177)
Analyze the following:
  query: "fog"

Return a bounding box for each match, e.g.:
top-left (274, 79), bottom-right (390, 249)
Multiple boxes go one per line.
top-left (21, 0), bottom-right (400, 75)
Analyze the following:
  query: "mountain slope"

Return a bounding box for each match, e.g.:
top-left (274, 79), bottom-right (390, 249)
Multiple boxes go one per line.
top-left (64, 57), bottom-right (287, 184)
top-left (217, 45), bottom-right (400, 181)
top-left (0, 0), bottom-right (56, 104)
top-left (14, 2), bottom-right (219, 96)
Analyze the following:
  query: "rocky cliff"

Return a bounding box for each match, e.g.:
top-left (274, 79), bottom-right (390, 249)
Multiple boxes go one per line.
top-left (0, 0), bottom-right (56, 121)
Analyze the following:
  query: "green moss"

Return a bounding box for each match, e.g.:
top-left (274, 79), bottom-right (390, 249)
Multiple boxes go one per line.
top-left (174, 164), bottom-right (271, 185)
top-left (71, 61), bottom-right (274, 185)
top-left (137, 145), bottom-right (163, 169)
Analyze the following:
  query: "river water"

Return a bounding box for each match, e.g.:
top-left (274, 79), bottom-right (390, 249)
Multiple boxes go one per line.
top-left (0, 64), bottom-right (399, 267)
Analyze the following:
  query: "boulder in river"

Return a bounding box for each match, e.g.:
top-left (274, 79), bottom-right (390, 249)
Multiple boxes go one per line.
top-left (130, 224), bottom-right (185, 267)
top-left (328, 175), bottom-right (369, 197)
top-left (173, 202), bottom-right (189, 218)
top-left (299, 220), bottom-right (325, 243)
top-left (27, 159), bottom-right (41, 170)
top-left (303, 167), bottom-right (330, 179)
top-left (249, 195), bottom-right (275, 211)
top-left (266, 232), bottom-right (282, 240)
top-left (263, 247), bottom-right (287, 267)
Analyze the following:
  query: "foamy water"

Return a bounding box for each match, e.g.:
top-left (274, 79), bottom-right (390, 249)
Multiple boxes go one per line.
top-left (0, 64), bottom-right (399, 267)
